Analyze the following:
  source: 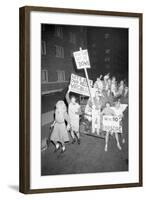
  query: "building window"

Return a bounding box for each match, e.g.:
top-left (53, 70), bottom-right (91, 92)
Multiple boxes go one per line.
top-left (105, 64), bottom-right (110, 69)
top-left (41, 41), bottom-right (46, 55)
top-left (92, 43), bottom-right (96, 48)
top-left (57, 70), bottom-right (65, 82)
top-left (104, 56), bottom-right (111, 62)
top-left (80, 40), bottom-right (85, 48)
top-left (69, 32), bottom-right (76, 44)
top-left (70, 49), bottom-right (74, 57)
top-left (105, 48), bottom-right (111, 54)
top-left (80, 27), bottom-right (84, 32)
top-left (42, 69), bottom-right (48, 83)
top-left (55, 26), bottom-right (63, 38)
top-left (55, 45), bottom-right (64, 58)
top-left (104, 33), bottom-right (110, 39)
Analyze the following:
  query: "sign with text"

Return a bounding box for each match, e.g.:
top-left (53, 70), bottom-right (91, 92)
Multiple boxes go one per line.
top-left (73, 49), bottom-right (90, 69)
top-left (70, 74), bottom-right (93, 96)
top-left (102, 115), bottom-right (122, 133)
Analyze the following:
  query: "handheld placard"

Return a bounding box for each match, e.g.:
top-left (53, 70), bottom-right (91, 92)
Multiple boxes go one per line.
top-left (73, 47), bottom-right (92, 99)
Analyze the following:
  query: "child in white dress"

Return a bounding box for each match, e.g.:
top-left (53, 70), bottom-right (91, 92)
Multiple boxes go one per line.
top-left (111, 76), bottom-right (118, 97)
top-left (101, 102), bottom-right (116, 152)
top-left (66, 87), bottom-right (81, 144)
top-left (50, 100), bottom-right (70, 153)
top-left (89, 89), bottom-right (102, 135)
top-left (112, 99), bottom-right (128, 144)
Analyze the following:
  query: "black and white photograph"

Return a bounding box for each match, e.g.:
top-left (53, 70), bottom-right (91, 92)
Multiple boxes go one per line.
top-left (41, 24), bottom-right (129, 176)
top-left (19, 6), bottom-right (142, 193)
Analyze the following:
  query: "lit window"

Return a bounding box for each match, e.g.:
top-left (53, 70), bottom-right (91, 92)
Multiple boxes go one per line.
top-left (55, 26), bottom-right (63, 38)
top-left (57, 70), bottom-right (65, 82)
top-left (41, 41), bottom-right (46, 55)
top-left (105, 64), bottom-right (110, 69)
top-left (92, 43), bottom-right (96, 48)
top-left (55, 45), bottom-right (64, 58)
top-left (105, 48), bottom-right (111, 54)
top-left (69, 32), bottom-right (76, 44)
top-left (104, 56), bottom-right (110, 62)
top-left (42, 69), bottom-right (48, 83)
top-left (104, 33), bottom-right (110, 39)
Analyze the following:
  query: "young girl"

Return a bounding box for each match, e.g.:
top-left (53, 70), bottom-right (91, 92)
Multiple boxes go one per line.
top-left (112, 99), bottom-right (128, 144)
top-left (101, 102), bottom-right (116, 152)
top-left (50, 100), bottom-right (70, 153)
top-left (111, 76), bottom-right (118, 97)
top-left (89, 89), bottom-right (102, 135)
top-left (118, 80), bottom-right (125, 96)
top-left (66, 86), bottom-right (81, 144)
top-left (103, 73), bottom-right (110, 91)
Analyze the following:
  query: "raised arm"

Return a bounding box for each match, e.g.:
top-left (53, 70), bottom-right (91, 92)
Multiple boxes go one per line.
top-left (75, 105), bottom-right (82, 115)
top-left (64, 111), bottom-right (70, 124)
top-left (65, 86), bottom-right (71, 105)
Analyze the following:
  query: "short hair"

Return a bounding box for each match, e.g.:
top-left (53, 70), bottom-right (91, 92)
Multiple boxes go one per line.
top-left (56, 100), bottom-right (67, 111)
top-left (114, 97), bottom-right (121, 103)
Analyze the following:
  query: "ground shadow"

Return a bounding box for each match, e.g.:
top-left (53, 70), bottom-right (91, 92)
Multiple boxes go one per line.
top-left (8, 185), bottom-right (19, 192)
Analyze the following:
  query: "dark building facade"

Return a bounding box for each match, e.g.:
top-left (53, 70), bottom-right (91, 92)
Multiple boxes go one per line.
top-left (41, 24), bottom-right (128, 95)
top-left (87, 27), bottom-right (128, 82)
top-left (41, 24), bottom-right (87, 95)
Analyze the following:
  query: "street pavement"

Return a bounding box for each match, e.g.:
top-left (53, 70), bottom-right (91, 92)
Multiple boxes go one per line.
top-left (41, 93), bottom-right (128, 176)
top-left (41, 127), bottom-right (128, 176)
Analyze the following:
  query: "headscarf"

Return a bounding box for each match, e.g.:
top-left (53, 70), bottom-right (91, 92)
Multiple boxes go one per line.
top-left (56, 100), bottom-right (67, 112)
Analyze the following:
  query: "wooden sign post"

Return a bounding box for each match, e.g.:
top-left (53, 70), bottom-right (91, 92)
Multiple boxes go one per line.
top-left (73, 47), bottom-right (106, 139)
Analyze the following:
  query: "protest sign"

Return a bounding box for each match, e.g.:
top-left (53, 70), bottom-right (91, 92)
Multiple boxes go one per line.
top-left (73, 49), bottom-right (90, 69)
top-left (69, 74), bottom-right (93, 96)
top-left (102, 115), bottom-right (122, 133)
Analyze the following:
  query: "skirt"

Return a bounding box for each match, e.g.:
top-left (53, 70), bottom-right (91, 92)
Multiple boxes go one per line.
top-left (50, 122), bottom-right (69, 144)
top-left (70, 115), bottom-right (79, 132)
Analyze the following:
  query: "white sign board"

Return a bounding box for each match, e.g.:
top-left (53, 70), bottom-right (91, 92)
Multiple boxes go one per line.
top-left (73, 49), bottom-right (90, 69)
top-left (102, 115), bottom-right (122, 133)
top-left (70, 74), bottom-right (93, 96)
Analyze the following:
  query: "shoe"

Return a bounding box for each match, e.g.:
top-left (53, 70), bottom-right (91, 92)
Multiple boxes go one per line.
top-left (61, 146), bottom-right (66, 153)
top-left (104, 145), bottom-right (108, 152)
top-left (72, 138), bottom-right (76, 144)
top-left (54, 143), bottom-right (60, 152)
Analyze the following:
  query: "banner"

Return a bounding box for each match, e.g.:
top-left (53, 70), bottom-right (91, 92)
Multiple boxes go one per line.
top-left (73, 49), bottom-right (90, 69)
top-left (102, 115), bottom-right (122, 133)
top-left (70, 74), bottom-right (93, 96)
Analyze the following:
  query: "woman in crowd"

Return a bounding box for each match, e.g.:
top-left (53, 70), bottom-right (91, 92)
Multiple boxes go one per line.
top-left (66, 86), bottom-right (82, 144)
top-left (50, 100), bottom-right (70, 153)
top-left (87, 89), bottom-right (102, 135)
top-left (101, 102), bottom-right (116, 152)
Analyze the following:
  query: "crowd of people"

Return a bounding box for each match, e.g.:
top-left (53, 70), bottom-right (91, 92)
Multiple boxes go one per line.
top-left (49, 73), bottom-right (128, 153)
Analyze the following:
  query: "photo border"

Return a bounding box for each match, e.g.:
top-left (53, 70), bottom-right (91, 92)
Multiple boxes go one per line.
top-left (19, 6), bottom-right (143, 194)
